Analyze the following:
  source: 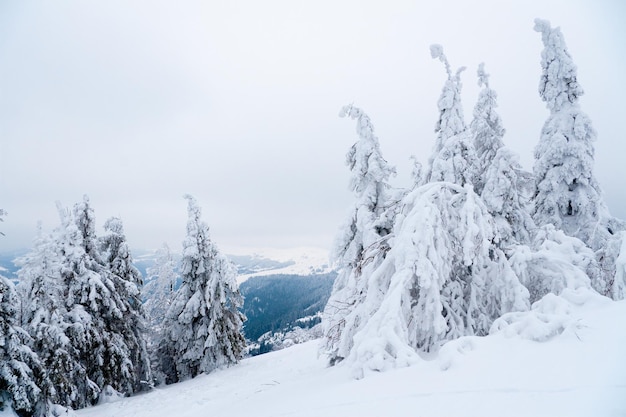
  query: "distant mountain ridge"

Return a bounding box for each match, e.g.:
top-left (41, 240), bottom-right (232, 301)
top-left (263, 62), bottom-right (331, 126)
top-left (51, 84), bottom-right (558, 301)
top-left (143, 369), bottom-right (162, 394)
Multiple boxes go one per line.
top-left (1, 246), bottom-right (333, 281)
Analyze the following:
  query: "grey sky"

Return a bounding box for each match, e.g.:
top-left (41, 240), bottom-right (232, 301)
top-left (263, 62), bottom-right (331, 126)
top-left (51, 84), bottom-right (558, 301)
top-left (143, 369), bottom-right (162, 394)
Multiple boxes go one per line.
top-left (1, 1), bottom-right (625, 253)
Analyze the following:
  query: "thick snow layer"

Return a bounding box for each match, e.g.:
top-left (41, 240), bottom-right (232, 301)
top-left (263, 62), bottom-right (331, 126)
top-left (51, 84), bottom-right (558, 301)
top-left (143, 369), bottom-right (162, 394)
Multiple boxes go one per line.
top-left (77, 295), bottom-right (626, 417)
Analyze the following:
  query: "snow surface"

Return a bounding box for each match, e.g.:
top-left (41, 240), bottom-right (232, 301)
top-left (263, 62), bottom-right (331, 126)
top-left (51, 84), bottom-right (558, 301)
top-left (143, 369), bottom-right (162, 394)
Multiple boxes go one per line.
top-left (77, 295), bottom-right (626, 417)
top-left (229, 247), bottom-right (332, 282)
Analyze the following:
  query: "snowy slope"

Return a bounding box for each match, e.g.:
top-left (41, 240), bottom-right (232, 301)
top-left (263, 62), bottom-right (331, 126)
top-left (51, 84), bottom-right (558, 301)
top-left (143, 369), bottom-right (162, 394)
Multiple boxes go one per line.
top-left (227, 246), bottom-right (333, 282)
top-left (77, 296), bottom-right (626, 417)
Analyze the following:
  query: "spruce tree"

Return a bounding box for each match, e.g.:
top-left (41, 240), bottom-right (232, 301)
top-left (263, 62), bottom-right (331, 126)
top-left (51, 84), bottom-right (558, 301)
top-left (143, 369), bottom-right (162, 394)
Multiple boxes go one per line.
top-left (426, 45), bottom-right (477, 187)
top-left (143, 244), bottom-right (178, 385)
top-left (17, 224), bottom-right (98, 410)
top-left (144, 243), bottom-right (178, 332)
top-left (322, 104), bottom-right (396, 365)
top-left (51, 196), bottom-right (150, 403)
top-left (471, 63), bottom-right (506, 194)
top-left (471, 63), bottom-right (535, 248)
top-left (159, 195), bottom-right (245, 383)
top-left (0, 275), bottom-right (51, 416)
top-left (99, 217), bottom-right (152, 392)
top-left (533, 19), bottom-right (625, 297)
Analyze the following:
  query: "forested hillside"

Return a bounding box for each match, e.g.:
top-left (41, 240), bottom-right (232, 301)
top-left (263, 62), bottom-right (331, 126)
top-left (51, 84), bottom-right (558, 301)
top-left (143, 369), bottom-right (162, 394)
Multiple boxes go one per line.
top-left (240, 273), bottom-right (335, 353)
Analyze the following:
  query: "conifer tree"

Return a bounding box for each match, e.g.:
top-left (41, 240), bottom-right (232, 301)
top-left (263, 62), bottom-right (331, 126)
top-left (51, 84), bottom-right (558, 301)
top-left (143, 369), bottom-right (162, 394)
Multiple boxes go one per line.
top-left (144, 243), bottom-right (178, 332)
top-left (427, 45), bottom-right (477, 187)
top-left (337, 183), bottom-right (528, 377)
top-left (322, 105), bottom-right (396, 365)
top-left (0, 275), bottom-right (52, 416)
top-left (52, 196), bottom-right (150, 403)
top-left (143, 244), bottom-right (178, 385)
top-left (533, 19), bottom-right (625, 298)
top-left (471, 63), bottom-right (506, 194)
top-left (471, 63), bottom-right (535, 248)
top-left (100, 217), bottom-right (152, 392)
top-left (17, 224), bottom-right (98, 410)
top-left (159, 195), bottom-right (245, 383)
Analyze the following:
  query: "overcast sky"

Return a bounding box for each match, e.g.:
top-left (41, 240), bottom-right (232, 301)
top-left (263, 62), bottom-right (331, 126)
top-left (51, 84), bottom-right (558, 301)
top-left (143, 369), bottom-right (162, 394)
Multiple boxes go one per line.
top-left (1, 1), bottom-right (625, 254)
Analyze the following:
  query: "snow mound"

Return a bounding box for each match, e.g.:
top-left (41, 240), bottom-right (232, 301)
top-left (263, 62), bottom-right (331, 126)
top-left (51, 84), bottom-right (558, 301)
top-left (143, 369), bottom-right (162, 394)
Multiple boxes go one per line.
top-left (490, 288), bottom-right (610, 342)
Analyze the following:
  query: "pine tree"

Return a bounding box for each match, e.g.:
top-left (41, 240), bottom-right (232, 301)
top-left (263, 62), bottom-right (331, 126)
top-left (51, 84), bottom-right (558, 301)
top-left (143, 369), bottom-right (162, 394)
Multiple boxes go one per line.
top-left (158, 195), bottom-right (245, 383)
top-left (0, 275), bottom-right (52, 417)
top-left (322, 105), bottom-right (396, 365)
top-left (99, 217), bottom-right (152, 392)
top-left (427, 45), bottom-right (477, 187)
top-left (532, 19), bottom-right (625, 298)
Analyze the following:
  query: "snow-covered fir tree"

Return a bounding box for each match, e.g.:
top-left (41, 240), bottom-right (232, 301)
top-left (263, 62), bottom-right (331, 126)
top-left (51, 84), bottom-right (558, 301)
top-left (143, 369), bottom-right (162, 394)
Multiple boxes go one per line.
top-left (144, 243), bottom-right (178, 331)
top-left (99, 217), bottom-right (152, 392)
top-left (471, 63), bottom-right (535, 248)
top-left (158, 195), bottom-right (245, 384)
top-left (0, 274), bottom-right (52, 417)
top-left (341, 182), bottom-right (528, 377)
top-left (532, 19), bottom-right (625, 298)
top-left (53, 196), bottom-right (150, 404)
top-left (322, 104), bottom-right (396, 365)
top-left (143, 244), bottom-right (178, 386)
top-left (427, 45), bottom-right (477, 187)
top-left (471, 63), bottom-right (506, 194)
top-left (16, 223), bottom-right (98, 410)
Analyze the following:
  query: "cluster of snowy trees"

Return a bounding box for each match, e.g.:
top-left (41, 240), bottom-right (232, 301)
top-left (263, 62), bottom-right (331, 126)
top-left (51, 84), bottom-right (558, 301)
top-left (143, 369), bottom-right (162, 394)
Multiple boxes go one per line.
top-left (322, 19), bottom-right (626, 377)
top-left (0, 196), bottom-right (245, 416)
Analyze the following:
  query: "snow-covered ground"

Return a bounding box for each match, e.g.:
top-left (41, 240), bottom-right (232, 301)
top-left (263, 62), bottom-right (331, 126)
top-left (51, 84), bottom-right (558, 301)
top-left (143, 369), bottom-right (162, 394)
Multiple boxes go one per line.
top-left (77, 294), bottom-right (626, 417)
top-left (228, 246), bottom-right (333, 282)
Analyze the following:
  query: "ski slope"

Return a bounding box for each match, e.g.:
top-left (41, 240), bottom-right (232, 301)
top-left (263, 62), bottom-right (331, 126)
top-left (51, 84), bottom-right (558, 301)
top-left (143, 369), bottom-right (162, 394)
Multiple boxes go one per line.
top-left (78, 295), bottom-right (626, 417)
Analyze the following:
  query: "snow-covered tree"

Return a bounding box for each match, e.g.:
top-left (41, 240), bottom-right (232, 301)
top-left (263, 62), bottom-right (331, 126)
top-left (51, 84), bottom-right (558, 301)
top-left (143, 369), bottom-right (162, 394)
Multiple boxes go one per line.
top-left (143, 244), bottom-right (178, 386)
top-left (427, 45), bottom-right (477, 187)
top-left (322, 105), bottom-right (396, 365)
top-left (532, 19), bottom-right (625, 298)
top-left (0, 274), bottom-right (51, 416)
top-left (471, 63), bottom-right (506, 194)
top-left (509, 225), bottom-right (599, 304)
top-left (144, 244), bottom-right (178, 331)
top-left (51, 196), bottom-right (151, 404)
top-left (16, 224), bottom-right (98, 410)
top-left (158, 195), bottom-right (245, 384)
top-left (470, 63), bottom-right (535, 248)
top-left (481, 148), bottom-right (535, 249)
top-left (342, 183), bottom-right (528, 377)
top-left (99, 217), bottom-right (151, 392)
